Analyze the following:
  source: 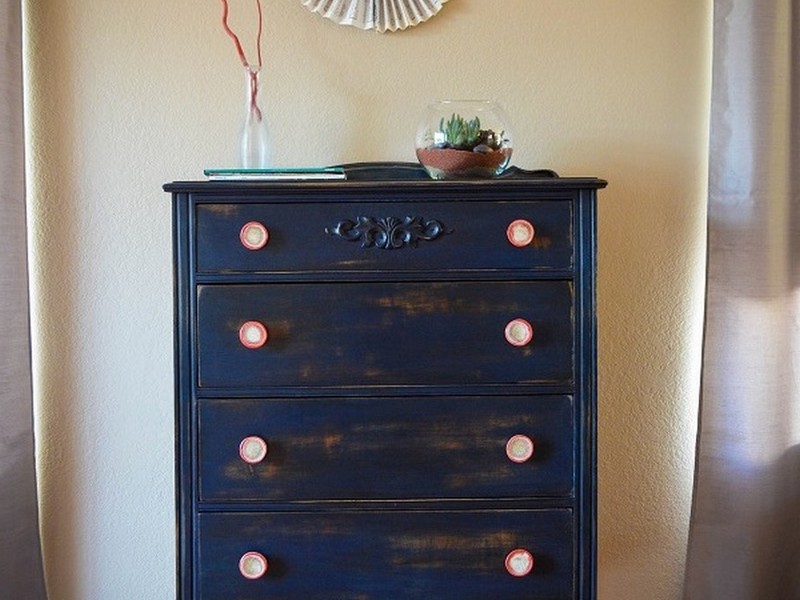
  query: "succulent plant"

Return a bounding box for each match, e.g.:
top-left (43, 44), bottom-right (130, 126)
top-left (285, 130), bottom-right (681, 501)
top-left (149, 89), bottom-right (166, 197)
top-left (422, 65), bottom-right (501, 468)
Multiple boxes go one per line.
top-left (436, 113), bottom-right (505, 153)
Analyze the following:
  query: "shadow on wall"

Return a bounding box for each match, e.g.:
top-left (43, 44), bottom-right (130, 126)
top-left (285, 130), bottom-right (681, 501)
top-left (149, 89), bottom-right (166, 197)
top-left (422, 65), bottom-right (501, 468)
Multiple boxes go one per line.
top-left (27, 3), bottom-right (83, 598)
top-left (584, 134), bottom-right (705, 598)
top-left (754, 444), bottom-right (800, 598)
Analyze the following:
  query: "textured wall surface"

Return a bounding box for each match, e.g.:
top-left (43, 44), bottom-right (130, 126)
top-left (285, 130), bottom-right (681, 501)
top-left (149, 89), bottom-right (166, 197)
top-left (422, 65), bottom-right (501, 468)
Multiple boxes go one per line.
top-left (24, 1), bottom-right (710, 598)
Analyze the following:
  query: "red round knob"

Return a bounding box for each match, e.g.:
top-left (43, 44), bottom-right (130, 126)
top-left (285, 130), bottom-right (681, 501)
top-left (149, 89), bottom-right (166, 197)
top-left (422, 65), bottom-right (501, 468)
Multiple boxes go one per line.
top-left (504, 318), bottom-right (534, 347)
top-left (507, 219), bottom-right (535, 247)
top-left (506, 434), bottom-right (535, 463)
top-left (505, 548), bottom-right (534, 577)
top-left (240, 221), bottom-right (270, 250)
top-left (239, 551), bottom-right (269, 579)
top-left (239, 436), bottom-right (268, 464)
top-left (239, 321), bottom-right (268, 349)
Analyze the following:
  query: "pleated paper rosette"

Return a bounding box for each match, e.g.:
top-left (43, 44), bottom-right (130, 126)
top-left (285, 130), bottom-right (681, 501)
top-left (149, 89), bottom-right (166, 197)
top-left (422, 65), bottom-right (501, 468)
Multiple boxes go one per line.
top-left (301, 0), bottom-right (449, 32)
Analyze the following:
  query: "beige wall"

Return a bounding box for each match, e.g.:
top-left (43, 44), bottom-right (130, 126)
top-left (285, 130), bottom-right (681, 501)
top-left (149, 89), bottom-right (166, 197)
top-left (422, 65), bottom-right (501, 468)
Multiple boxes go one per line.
top-left (24, 1), bottom-right (710, 598)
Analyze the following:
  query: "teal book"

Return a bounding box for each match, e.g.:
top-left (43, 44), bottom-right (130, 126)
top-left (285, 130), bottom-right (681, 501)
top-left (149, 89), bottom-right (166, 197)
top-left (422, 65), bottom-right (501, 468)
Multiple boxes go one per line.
top-left (204, 167), bottom-right (346, 181)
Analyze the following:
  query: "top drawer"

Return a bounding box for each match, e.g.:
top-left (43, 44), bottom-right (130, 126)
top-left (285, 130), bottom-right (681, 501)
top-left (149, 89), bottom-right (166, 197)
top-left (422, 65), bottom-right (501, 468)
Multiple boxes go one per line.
top-left (195, 200), bottom-right (573, 274)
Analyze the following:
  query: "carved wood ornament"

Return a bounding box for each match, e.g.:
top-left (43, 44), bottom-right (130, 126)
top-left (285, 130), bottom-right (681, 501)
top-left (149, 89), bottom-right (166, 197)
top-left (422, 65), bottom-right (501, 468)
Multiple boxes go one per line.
top-left (327, 216), bottom-right (452, 249)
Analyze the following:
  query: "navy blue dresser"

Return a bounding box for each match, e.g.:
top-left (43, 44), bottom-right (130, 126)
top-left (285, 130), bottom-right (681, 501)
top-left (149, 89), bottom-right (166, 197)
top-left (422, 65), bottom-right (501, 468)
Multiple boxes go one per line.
top-left (165, 165), bottom-right (606, 599)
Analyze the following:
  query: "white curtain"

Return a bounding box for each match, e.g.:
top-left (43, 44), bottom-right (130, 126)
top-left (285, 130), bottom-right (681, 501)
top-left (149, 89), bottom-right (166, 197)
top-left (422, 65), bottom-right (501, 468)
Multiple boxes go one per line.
top-left (684, 0), bottom-right (800, 598)
top-left (0, 0), bottom-right (48, 597)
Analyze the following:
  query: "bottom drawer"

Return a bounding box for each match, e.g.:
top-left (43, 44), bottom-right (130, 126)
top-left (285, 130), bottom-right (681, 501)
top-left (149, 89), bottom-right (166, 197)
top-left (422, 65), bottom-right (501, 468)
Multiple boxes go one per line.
top-left (198, 509), bottom-right (574, 599)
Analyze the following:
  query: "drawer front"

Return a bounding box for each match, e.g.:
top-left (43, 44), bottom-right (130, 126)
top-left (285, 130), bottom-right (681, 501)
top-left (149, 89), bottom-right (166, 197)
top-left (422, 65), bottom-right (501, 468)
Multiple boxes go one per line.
top-left (198, 395), bottom-right (574, 502)
top-left (195, 200), bottom-right (573, 273)
top-left (196, 281), bottom-right (574, 389)
top-left (198, 509), bottom-right (574, 600)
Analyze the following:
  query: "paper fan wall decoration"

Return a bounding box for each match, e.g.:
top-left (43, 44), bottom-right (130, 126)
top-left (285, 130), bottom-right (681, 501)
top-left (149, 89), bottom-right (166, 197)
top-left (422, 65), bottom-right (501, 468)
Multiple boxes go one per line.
top-left (301, 0), bottom-right (449, 33)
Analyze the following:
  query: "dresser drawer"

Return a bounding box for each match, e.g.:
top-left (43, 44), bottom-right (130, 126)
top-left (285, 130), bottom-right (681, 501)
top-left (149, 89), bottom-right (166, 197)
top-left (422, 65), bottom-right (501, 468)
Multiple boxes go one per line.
top-left (196, 281), bottom-right (574, 389)
top-left (198, 395), bottom-right (574, 502)
top-left (198, 509), bottom-right (574, 599)
top-left (195, 200), bottom-right (573, 274)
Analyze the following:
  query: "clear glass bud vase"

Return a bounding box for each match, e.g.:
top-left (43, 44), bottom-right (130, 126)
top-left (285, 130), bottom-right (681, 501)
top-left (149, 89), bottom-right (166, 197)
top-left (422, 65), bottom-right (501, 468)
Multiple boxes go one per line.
top-left (240, 65), bottom-right (272, 169)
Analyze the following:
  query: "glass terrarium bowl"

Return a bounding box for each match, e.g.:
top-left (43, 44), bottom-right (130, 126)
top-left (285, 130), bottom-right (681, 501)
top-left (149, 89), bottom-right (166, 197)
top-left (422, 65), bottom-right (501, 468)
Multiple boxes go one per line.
top-left (415, 100), bottom-right (513, 179)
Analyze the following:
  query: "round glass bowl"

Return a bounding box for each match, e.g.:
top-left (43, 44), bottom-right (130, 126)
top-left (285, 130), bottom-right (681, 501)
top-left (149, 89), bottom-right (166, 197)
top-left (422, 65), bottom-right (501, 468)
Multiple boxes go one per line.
top-left (415, 100), bottom-right (513, 179)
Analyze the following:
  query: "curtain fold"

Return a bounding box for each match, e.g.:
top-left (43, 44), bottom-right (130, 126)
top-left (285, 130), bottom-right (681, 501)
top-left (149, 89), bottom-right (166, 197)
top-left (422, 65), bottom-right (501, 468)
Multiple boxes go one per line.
top-left (685, 0), bottom-right (800, 598)
top-left (0, 0), bottom-right (48, 597)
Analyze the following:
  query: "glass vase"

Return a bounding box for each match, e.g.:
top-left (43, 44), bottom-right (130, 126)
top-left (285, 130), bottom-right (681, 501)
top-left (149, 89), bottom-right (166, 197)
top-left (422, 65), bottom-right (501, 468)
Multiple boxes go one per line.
top-left (240, 65), bottom-right (272, 169)
top-left (415, 100), bottom-right (513, 179)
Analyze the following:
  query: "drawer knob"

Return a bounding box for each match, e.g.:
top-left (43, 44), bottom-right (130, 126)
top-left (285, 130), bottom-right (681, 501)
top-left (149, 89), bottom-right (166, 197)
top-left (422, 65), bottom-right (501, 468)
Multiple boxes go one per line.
top-left (239, 321), bottom-right (269, 349)
top-left (239, 551), bottom-right (269, 579)
top-left (504, 318), bottom-right (534, 347)
top-left (506, 434), bottom-right (535, 463)
top-left (239, 436), bottom-right (269, 464)
top-left (240, 221), bottom-right (270, 250)
top-left (505, 548), bottom-right (535, 577)
top-left (507, 219), bottom-right (535, 247)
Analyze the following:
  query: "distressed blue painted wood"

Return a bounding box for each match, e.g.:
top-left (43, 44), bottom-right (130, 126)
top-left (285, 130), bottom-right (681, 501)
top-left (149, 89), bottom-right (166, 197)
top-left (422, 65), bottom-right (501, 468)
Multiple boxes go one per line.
top-left (198, 395), bottom-right (575, 502)
top-left (195, 200), bottom-right (574, 274)
top-left (165, 164), bottom-right (605, 599)
top-left (196, 281), bottom-right (574, 388)
top-left (198, 509), bottom-right (574, 600)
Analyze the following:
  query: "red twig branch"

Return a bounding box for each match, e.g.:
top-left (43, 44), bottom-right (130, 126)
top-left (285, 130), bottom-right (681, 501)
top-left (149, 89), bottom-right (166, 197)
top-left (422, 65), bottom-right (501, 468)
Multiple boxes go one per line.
top-left (255, 0), bottom-right (263, 68)
top-left (220, 0), bottom-right (248, 67)
top-left (219, 0), bottom-right (265, 121)
top-left (248, 69), bottom-right (262, 121)
top-left (219, 0), bottom-right (263, 68)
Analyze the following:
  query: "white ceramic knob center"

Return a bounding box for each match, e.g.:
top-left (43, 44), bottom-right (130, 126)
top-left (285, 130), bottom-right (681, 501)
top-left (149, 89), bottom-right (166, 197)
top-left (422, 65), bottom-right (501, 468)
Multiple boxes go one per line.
top-left (506, 434), bottom-right (535, 463)
top-left (504, 318), bottom-right (534, 347)
top-left (239, 436), bottom-right (268, 464)
top-left (240, 221), bottom-right (269, 250)
top-left (505, 548), bottom-right (534, 577)
top-left (507, 219), bottom-right (535, 247)
top-left (239, 551), bottom-right (269, 579)
top-left (239, 321), bottom-right (268, 349)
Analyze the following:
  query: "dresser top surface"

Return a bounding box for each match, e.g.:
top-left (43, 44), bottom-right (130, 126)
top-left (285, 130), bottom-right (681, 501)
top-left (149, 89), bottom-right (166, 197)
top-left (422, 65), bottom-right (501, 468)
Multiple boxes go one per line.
top-left (164, 163), bottom-right (607, 195)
